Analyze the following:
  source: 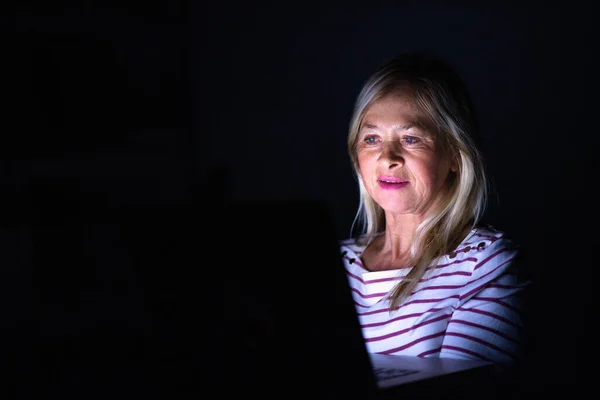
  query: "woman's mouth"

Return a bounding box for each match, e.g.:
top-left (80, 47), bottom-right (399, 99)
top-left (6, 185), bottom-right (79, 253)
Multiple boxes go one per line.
top-left (378, 177), bottom-right (409, 190)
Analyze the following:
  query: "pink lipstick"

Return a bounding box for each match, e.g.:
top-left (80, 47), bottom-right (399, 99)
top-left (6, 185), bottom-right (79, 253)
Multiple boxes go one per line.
top-left (378, 176), bottom-right (409, 190)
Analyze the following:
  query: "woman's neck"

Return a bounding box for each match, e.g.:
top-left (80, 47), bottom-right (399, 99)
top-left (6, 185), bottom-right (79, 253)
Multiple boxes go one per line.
top-left (362, 216), bottom-right (422, 271)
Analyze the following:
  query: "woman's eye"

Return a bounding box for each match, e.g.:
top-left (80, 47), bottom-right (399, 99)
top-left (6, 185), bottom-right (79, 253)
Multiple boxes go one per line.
top-left (403, 136), bottom-right (421, 145)
top-left (363, 136), bottom-right (379, 145)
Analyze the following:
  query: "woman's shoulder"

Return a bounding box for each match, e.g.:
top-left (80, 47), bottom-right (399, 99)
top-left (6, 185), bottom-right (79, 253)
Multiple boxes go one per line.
top-left (450, 224), bottom-right (521, 277)
top-left (461, 224), bottom-right (519, 252)
top-left (450, 225), bottom-right (529, 303)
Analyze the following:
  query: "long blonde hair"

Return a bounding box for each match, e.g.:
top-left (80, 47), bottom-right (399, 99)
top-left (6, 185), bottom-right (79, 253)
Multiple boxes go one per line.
top-left (347, 53), bottom-right (489, 310)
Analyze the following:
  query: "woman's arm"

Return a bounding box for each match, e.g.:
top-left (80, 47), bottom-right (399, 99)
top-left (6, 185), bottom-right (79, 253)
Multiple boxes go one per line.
top-left (439, 269), bottom-right (529, 367)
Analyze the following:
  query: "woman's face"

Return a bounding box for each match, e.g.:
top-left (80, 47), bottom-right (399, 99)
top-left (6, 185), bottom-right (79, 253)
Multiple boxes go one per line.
top-left (357, 95), bottom-right (456, 220)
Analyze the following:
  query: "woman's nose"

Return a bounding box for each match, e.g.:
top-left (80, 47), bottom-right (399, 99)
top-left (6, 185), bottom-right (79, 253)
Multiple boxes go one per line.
top-left (378, 141), bottom-right (405, 167)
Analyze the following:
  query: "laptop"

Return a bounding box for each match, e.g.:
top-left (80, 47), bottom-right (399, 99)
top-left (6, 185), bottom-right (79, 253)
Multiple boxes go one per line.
top-left (22, 188), bottom-right (492, 398)
top-left (197, 198), bottom-right (381, 398)
top-left (187, 198), bottom-right (493, 398)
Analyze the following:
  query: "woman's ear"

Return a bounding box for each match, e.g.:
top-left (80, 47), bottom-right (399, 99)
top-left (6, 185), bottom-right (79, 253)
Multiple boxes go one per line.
top-left (443, 143), bottom-right (459, 173)
top-left (449, 151), bottom-right (459, 173)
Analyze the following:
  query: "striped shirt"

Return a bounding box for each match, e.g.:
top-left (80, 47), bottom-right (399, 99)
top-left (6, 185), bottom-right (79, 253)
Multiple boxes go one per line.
top-left (340, 226), bottom-right (529, 366)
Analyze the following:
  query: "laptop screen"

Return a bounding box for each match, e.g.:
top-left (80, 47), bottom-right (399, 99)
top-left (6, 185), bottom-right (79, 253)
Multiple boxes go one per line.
top-left (197, 199), bottom-right (380, 398)
top-left (27, 194), bottom-right (380, 397)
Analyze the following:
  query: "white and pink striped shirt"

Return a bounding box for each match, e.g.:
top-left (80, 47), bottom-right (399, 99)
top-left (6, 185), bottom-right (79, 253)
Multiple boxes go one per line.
top-left (340, 226), bottom-right (529, 367)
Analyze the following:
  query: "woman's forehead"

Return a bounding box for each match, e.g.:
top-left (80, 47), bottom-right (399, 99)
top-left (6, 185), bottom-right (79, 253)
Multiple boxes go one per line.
top-left (362, 95), bottom-right (434, 132)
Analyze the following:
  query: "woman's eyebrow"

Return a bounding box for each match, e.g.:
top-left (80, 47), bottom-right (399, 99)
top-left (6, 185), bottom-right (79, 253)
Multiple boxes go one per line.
top-left (362, 122), bottom-right (414, 131)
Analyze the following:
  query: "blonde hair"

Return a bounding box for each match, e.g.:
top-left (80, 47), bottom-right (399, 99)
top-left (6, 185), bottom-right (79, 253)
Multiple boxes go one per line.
top-left (347, 53), bottom-right (489, 310)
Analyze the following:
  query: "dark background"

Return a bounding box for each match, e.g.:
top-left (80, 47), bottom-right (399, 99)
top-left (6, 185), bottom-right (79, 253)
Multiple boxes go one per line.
top-left (3, 0), bottom-right (599, 398)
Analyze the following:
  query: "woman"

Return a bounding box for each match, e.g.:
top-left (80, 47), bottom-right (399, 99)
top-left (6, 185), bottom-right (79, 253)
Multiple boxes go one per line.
top-left (340, 53), bottom-right (529, 367)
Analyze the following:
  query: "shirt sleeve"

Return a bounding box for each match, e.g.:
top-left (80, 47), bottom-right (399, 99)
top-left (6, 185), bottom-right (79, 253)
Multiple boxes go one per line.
top-left (439, 237), bottom-right (530, 367)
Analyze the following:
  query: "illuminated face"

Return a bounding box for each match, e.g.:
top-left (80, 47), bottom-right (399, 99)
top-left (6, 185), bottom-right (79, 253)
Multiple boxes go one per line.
top-left (357, 95), bottom-right (456, 219)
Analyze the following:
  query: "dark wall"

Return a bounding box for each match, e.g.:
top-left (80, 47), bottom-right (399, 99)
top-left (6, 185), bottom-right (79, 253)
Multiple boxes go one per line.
top-left (4, 0), bottom-right (599, 398)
